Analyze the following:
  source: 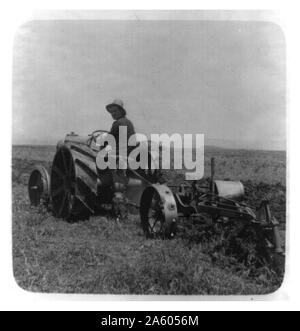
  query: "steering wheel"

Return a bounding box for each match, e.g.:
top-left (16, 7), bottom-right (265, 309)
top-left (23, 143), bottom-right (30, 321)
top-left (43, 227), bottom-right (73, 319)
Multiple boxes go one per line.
top-left (88, 129), bottom-right (109, 146)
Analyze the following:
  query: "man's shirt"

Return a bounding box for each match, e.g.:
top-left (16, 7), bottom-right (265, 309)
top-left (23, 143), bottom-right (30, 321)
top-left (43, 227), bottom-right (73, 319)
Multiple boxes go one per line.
top-left (110, 116), bottom-right (136, 152)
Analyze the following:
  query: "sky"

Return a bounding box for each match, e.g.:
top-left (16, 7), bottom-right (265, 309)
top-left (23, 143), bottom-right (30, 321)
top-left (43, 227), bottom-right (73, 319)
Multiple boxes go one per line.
top-left (12, 19), bottom-right (286, 150)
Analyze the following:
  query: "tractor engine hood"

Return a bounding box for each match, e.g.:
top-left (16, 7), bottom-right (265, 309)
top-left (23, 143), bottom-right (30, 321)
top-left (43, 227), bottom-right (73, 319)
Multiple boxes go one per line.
top-left (64, 132), bottom-right (91, 146)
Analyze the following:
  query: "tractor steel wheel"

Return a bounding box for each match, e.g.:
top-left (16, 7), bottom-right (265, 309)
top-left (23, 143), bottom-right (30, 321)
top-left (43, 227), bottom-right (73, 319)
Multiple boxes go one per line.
top-left (143, 191), bottom-right (165, 238)
top-left (50, 147), bottom-right (77, 218)
top-left (28, 165), bottom-right (50, 206)
top-left (140, 189), bottom-right (176, 239)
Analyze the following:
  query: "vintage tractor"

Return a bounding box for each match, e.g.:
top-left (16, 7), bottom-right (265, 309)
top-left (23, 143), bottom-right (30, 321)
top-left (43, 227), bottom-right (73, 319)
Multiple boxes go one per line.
top-left (28, 131), bottom-right (284, 272)
top-left (28, 130), bottom-right (160, 219)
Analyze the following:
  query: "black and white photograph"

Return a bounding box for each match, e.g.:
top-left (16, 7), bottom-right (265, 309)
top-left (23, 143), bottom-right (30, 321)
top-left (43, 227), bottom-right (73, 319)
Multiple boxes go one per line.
top-left (11, 11), bottom-right (286, 296)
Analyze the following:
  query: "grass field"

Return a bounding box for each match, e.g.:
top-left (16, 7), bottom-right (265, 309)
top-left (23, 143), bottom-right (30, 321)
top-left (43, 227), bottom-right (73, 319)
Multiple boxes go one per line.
top-left (12, 145), bottom-right (286, 295)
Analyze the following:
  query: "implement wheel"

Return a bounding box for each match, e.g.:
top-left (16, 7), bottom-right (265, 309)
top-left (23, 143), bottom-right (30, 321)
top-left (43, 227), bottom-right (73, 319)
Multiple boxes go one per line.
top-left (140, 185), bottom-right (177, 239)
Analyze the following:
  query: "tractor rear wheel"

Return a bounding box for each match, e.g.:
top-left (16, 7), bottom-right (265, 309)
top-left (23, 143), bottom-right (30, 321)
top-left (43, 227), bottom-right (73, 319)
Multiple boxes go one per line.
top-left (50, 147), bottom-right (77, 218)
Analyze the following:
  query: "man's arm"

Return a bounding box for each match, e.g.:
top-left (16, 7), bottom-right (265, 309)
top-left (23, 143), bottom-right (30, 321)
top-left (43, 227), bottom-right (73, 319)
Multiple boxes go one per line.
top-left (110, 120), bottom-right (119, 137)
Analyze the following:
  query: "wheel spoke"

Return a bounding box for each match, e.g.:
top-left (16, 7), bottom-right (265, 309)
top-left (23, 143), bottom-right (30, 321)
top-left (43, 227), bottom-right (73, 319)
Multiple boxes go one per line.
top-left (148, 213), bottom-right (162, 234)
top-left (52, 185), bottom-right (65, 197)
top-left (148, 217), bottom-right (156, 231)
top-left (148, 208), bottom-right (155, 218)
top-left (58, 192), bottom-right (68, 216)
top-left (52, 165), bottom-right (65, 179)
top-left (151, 219), bottom-right (159, 232)
top-left (146, 194), bottom-right (165, 236)
top-left (61, 149), bottom-right (69, 174)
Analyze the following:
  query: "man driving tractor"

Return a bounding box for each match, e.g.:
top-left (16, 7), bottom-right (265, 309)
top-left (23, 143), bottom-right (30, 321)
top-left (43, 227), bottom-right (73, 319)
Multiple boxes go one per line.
top-left (106, 98), bottom-right (136, 154)
top-left (98, 98), bottom-right (164, 186)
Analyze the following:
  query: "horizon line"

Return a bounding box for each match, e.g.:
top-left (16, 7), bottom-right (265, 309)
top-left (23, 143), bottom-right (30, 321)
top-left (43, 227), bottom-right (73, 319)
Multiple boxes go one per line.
top-left (12, 143), bottom-right (286, 153)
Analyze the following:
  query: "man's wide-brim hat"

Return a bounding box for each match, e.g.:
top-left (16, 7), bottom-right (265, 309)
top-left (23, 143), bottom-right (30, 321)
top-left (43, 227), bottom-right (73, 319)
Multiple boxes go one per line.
top-left (106, 98), bottom-right (126, 115)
